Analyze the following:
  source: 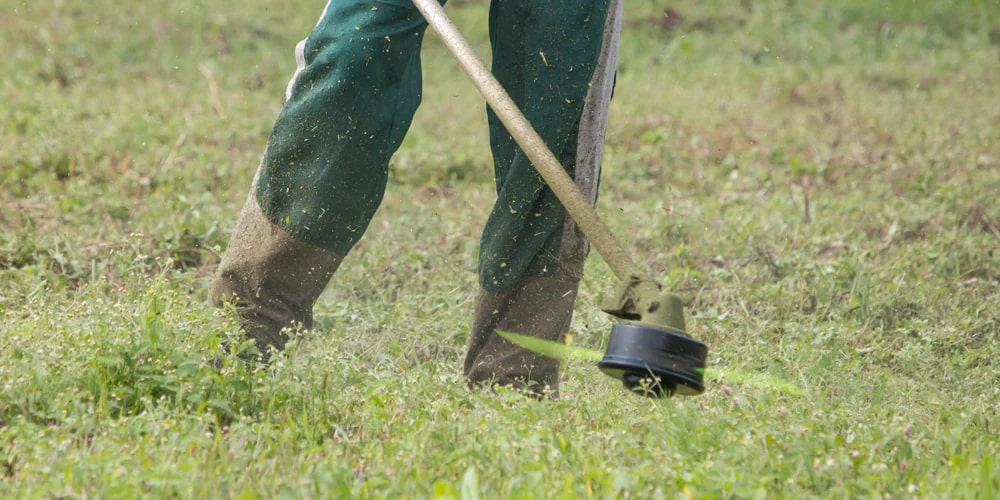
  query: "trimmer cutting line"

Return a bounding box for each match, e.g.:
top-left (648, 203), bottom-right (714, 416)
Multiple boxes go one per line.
top-left (498, 332), bottom-right (804, 397)
top-left (413, 0), bottom-right (708, 397)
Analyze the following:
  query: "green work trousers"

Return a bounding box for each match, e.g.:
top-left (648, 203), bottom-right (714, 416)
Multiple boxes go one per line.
top-left (255, 0), bottom-right (618, 292)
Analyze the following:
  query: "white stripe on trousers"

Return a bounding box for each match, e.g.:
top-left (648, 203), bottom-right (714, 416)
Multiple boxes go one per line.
top-left (557, 0), bottom-right (622, 267)
top-left (284, 0), bottom-right (334, 103)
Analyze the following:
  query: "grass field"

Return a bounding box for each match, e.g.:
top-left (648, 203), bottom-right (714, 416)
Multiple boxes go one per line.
top-left (2, 0), bottom-right (999, 497)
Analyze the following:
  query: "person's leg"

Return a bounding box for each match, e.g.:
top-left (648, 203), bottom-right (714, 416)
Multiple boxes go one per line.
top-left (465, 0), bottom-right (622, 395)
top-left (211, 0), bottom-right (432, 359)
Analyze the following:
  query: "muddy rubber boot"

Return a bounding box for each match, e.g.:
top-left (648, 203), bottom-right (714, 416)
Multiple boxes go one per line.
top-left (209, 193), bottom-right (344, 361)
top-left (463, 266), bottom-right (582, 398)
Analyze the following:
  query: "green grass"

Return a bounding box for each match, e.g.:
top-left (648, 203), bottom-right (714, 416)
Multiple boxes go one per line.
top-left (2, 0), bottom-right (999, 497)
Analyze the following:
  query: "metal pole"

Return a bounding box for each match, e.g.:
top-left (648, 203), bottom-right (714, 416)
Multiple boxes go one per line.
top-left (412, 0), bottom-right (645, 284)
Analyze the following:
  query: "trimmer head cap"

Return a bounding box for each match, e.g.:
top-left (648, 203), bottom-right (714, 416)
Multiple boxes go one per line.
top-left (598, 323), bottom-right (707, 397)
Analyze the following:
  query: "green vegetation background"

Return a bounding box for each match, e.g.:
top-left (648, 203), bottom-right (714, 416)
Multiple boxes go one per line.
top-left (1, 0), bottom-right (998, 497)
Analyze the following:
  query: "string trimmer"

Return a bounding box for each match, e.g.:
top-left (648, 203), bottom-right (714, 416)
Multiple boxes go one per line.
top-left (413, 0), bottom-right (708, 397)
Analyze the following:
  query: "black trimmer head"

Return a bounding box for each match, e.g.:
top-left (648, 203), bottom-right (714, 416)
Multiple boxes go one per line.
top-left (598, 323), bottom-right (707, 397)
top-left (599, 286), bottom-right (708, 397)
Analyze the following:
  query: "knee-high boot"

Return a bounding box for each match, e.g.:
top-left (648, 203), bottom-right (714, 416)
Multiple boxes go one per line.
top-left (463, 264), bottom-right (583, 396)
top-left (209, 191), bottom-right (344, 359)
